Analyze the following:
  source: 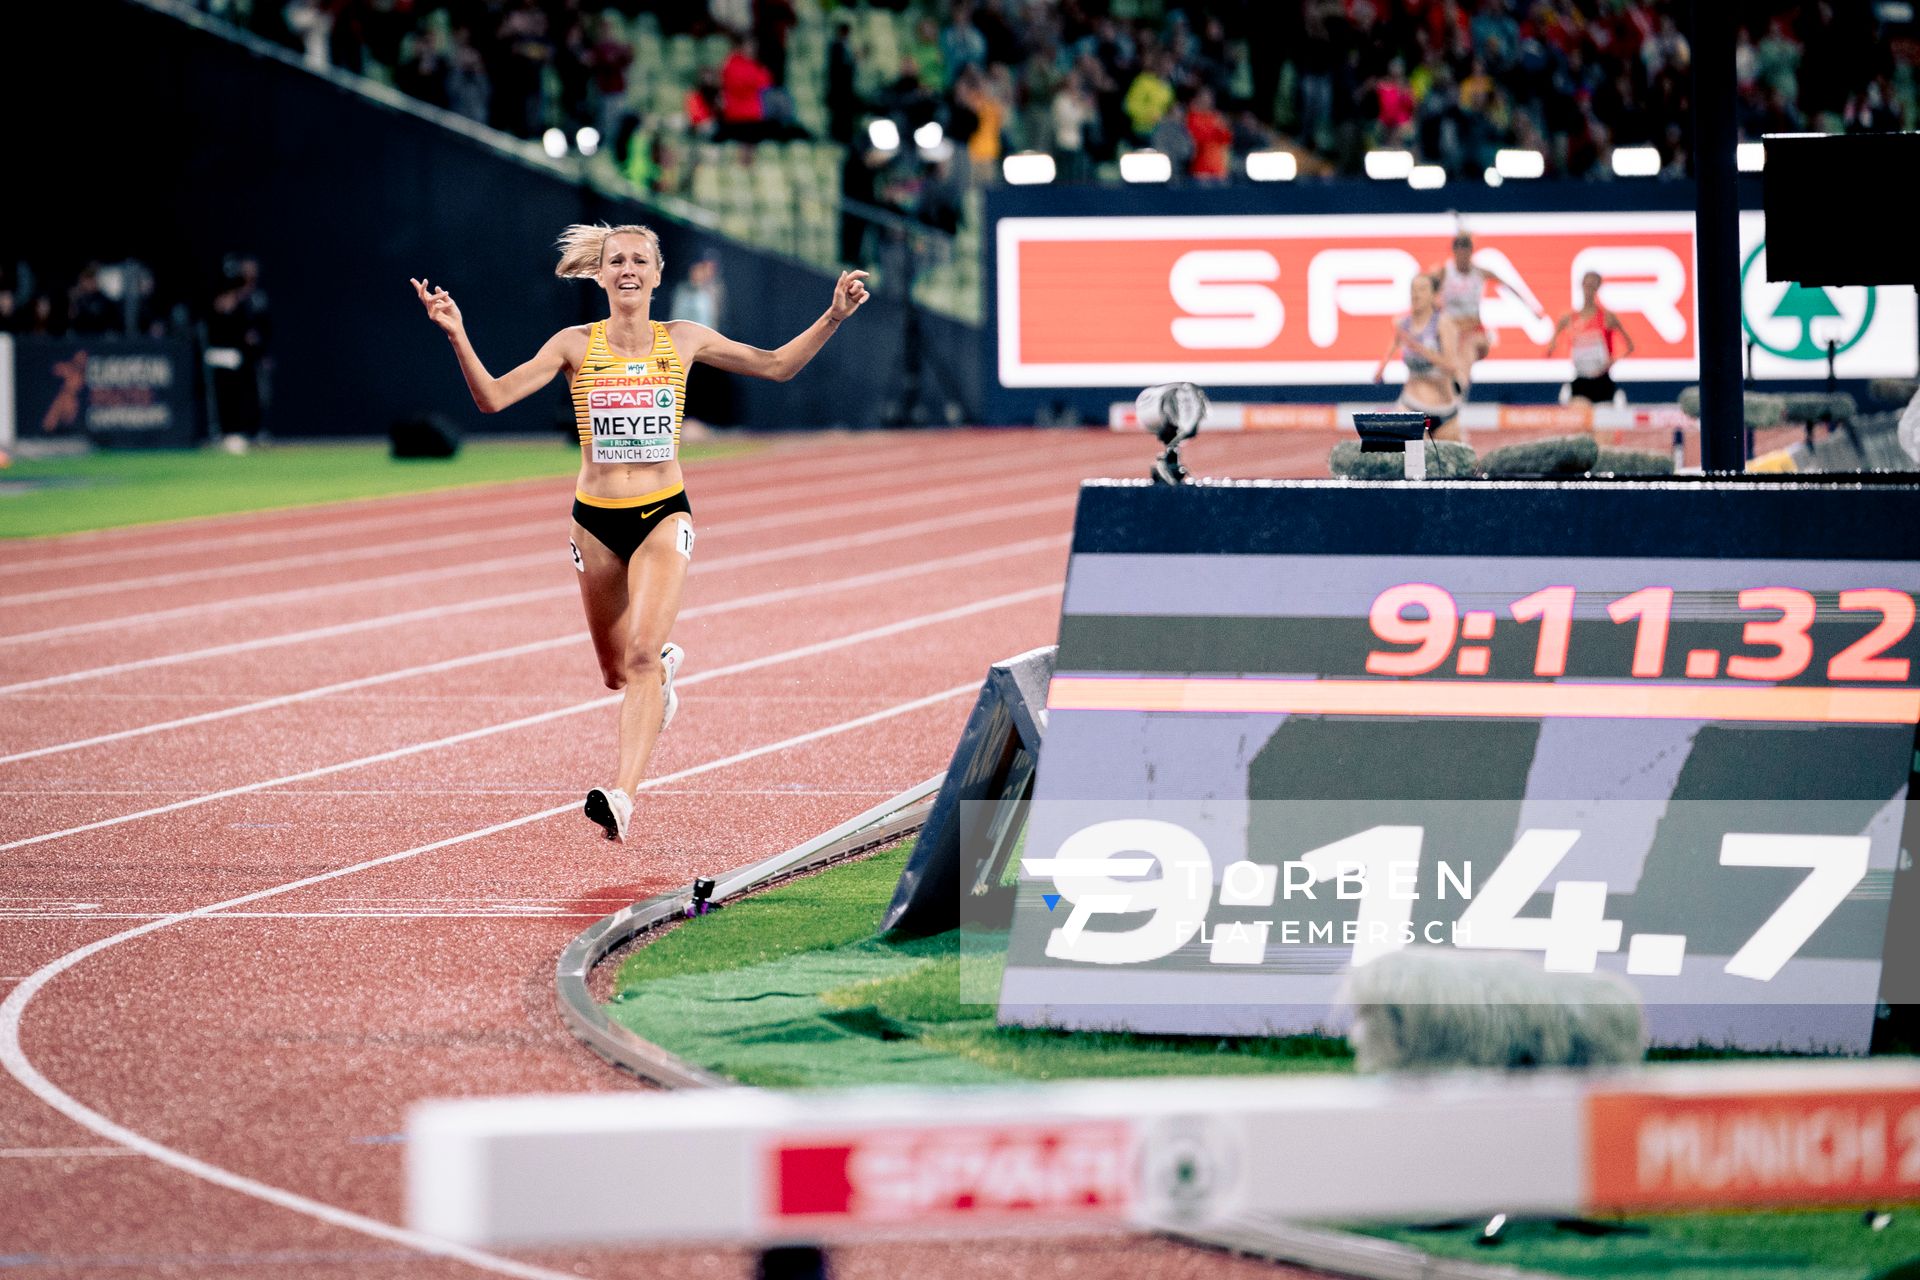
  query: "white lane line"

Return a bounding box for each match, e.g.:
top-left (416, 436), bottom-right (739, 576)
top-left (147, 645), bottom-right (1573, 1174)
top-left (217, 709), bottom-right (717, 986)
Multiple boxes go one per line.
top-left (0, 432), bottom-right (923, 576)
top-left (0, 441), bottom-right (1021, 598)
top-left (0, 472), bottom-right (1072, 651)
top-left (0, 680), bottom-right (975, 1280)
top-left (0, 583), bottom-right (1058, 852)
top-left (0, 502), bottom-right (1067, 697)
top-left (0, 535), bottom-right (1066, 765)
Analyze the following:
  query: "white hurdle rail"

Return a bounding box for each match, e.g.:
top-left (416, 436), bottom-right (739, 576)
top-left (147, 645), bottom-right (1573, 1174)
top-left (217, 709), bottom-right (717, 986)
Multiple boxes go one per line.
top-left (406, 1060), bottom-right (1920, 1249)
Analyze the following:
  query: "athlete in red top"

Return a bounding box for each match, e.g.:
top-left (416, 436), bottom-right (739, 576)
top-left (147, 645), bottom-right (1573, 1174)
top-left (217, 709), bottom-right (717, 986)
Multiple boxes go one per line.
top-left (1545, 271), bottom-right (1636, 406)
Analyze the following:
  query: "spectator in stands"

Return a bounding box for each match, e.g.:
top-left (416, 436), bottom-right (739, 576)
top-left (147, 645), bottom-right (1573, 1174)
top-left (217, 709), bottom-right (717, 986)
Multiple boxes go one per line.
top-left (908, 17), bottom-right (947, 92)
top-left (67, 266), bottom-right (116, 336)
top-left (756, 0), bottom-right (798, 87)
top-left (586, 16), bottom-right (634, 142)
top-left (396, 29), bottom-right (451, 111)
top-left (1185, 85), bottom-right (1232, 182)
top-left (208, 257), bottom-right (271, 441)
top-left (826, 21), bottom-right (859, 145)
top-left (687, 69), bottom-right (721, 139)
top-left (494, 0), bottom-right (553, 138)
top-left (941, 4), bottom-right (988, 84)
top-left (1124, 51), bottom-right (1175, 144)
top-left (446, 27), bottom-right (491, 126)
top-left (1052, 65), bottom-right (1097, 183)
top-left (1374, 56), bottom-right (1415, 147)
top-left (719, 36), bottom-right (774, 141)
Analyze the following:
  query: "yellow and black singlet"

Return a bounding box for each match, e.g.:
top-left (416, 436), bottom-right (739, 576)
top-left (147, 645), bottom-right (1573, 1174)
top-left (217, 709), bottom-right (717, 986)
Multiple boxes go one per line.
top-left (570, 320), bottom-right (687, 466)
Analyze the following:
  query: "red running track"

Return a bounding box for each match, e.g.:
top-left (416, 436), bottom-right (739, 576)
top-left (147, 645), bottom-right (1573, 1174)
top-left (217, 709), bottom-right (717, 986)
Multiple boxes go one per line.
top-left (0, 429), bottom-right (1336, 1280)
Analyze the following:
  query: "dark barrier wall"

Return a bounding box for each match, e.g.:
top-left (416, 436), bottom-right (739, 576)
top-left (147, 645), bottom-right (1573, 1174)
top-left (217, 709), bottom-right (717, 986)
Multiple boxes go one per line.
top-left (4, 1), bottom-right (978, 437)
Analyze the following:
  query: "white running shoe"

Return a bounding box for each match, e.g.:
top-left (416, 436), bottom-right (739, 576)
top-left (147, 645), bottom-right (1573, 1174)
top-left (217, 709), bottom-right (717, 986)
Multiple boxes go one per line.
top-left (660, 642), bottom-right (684, 731)
top-left (583, 786), bottom-right (633, 842)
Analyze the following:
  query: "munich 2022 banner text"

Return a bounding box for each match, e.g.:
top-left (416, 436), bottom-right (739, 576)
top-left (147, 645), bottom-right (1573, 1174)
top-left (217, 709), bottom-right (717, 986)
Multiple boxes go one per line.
top-left (994, 211), bottom-right (1919, 388)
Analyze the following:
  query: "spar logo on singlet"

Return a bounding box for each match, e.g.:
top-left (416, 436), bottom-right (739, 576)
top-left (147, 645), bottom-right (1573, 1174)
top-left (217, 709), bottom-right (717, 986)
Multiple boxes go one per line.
top-left (588, 384), bottom-right (676, 464)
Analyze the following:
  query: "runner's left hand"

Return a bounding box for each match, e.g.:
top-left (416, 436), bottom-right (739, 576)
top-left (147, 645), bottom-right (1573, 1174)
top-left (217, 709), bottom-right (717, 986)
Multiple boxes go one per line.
top-left (830, 270), bottom-right (870, 321)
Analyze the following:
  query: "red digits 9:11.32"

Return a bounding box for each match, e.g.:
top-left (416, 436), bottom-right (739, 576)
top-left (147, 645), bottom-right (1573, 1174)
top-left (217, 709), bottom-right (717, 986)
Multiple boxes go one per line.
top-left (1365, 584), bottom-right (1916, 682)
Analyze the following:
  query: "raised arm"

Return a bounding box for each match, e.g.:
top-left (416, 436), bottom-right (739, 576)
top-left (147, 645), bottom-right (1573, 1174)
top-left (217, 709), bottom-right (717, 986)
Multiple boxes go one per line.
top-left (668, 270), bottom-right (870, 383)
top-left (412, 277), bottom-right (572, 413)
top-left (1483, 263), bottom-right (1548, 319)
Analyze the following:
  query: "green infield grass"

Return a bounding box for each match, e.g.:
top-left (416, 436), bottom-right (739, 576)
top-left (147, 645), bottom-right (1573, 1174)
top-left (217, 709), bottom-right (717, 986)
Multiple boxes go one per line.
top-left (604, 839), bottom-right (1920, 1280)
top-left (0, 438), bottom-right (757, 537)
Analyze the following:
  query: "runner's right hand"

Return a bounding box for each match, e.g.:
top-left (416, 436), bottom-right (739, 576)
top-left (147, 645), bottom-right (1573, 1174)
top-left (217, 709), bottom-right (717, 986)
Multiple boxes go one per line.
top-left (410, 278), bottom-right (464, 338)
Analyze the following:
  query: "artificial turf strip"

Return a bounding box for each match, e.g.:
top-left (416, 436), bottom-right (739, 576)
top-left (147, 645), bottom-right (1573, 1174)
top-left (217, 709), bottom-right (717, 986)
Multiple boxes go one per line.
top-left (605, 840), bottom-right (1354, 1087)
top-left (1359, 1208), bottom-right (1920, 1280)
top-left (0, 438), bottom-right (757, 537)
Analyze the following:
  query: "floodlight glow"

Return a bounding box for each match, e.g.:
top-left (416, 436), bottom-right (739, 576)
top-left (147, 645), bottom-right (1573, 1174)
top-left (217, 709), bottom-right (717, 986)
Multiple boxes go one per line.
top-left (1408, 164), bottom-right (1446, 190)
top-left (1001, 152), bottom-right (1058, 185)
top-left (1737, 141), bottom-right (1766, 172)
top-left (1119, 150), bottom-right (1173, 183)
top-left (1494, 148), bottom-right (1545, 178)
top-left (542, 128), bottom-right (568, 159)
top-left (1610, 146), bottom-right (1661, 177)
top-left (1245, 150), bottom-right (1297, 181)
top-left (867, 119), bottom-right (901, 151)
top-left (1483, 167), bottom-right (1504, 187)
top-left (914, 121), bottom-right (944, 150)
top-left (575, 127), bottom-right (601, 157)
top-left (1364, 149), bottom-right (1414, 180)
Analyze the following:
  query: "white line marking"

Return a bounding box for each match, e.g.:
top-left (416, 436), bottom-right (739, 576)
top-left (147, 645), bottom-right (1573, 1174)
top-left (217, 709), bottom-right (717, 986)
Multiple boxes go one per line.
top-left (0, 681), bottom-right (975, 1280)
top-left (0, 583), bottom-right (1058, 852)
top-left (0, 534), bottom-right (1065, 764)
top-left (0, 488), bottom-right (1067, 654)
top-left (0, 447), bottom-right (1034, 605)
top-left (0, 432), bottom-right (939, 578)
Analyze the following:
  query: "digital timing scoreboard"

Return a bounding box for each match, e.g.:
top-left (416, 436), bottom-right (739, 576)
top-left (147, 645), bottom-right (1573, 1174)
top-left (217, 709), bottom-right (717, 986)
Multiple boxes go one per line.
top-left (997, 480), bottom-right (1920, 1052)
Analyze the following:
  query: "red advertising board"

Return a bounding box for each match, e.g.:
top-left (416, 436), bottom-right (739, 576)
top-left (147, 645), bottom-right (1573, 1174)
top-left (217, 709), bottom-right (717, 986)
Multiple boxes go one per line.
top-left (770, 1122), bottom-right (1134, 1229)
top-left (1587, 1088), bottom-right (1920, 1211)
top-left (994, 212), bottom-right (1917, 388)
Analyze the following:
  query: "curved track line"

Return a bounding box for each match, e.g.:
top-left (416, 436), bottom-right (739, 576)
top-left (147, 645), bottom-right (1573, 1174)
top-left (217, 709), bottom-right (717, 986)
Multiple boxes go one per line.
top-left (0, 535), bottom-right (1067, 765)
top-left (0, 584), bottom-right (1060, 851)
top-left (0, 681), bottom-right (975, 1280)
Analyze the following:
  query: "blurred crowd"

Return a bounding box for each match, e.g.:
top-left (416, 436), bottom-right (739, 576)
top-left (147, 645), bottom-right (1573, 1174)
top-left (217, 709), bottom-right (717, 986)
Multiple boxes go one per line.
top-left (199, 0), bottom-right (1917, 187)
top-left (0, 257), bottom-right (268, 344)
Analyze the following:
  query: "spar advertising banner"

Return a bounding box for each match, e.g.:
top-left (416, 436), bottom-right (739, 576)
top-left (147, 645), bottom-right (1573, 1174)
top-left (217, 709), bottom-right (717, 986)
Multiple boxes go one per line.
top-left (10, 336), bottom-right (202, 448)
top-left (992, 209), bottom-right (1919, 397)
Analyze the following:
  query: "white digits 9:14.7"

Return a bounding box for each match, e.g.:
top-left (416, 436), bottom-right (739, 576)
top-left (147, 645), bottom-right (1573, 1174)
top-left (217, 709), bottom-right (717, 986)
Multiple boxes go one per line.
top-left (1025, 820), bottom-right (1869, 980)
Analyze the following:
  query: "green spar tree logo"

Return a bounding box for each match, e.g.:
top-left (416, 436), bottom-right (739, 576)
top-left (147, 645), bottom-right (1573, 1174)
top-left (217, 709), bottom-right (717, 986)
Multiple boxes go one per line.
top-left (1740, 242), bottom-right (1876, 360)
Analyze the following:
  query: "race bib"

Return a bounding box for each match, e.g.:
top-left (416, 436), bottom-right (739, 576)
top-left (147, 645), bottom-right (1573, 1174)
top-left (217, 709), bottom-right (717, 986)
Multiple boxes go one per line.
top-left (589, 375), bottom-right (677, 465)
top-left (1572, 334), bottom-right (1611, 378)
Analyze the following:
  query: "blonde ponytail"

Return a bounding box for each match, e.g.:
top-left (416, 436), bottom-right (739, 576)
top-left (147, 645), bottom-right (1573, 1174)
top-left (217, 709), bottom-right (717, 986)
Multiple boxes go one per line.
top-left (554, 223), bottom-right (664, 279)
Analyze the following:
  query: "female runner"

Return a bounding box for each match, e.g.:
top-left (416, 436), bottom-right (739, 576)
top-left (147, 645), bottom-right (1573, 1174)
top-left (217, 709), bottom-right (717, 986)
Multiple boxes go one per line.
top-left (412, 224), bottom-right (869, 842)
top-left (1427, 232), bottom-right (1547, 396)
top-left (1544, 270), bottom-right (1635, 406)
top-left (1374, 273), bottom-right (1463, 441)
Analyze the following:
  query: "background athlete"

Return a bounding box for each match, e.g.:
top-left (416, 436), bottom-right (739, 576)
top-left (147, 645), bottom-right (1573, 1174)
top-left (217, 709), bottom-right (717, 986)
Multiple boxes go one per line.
top-left (1373, 273), bottom-right (1463, 440)
top-left (412, 223), bottom-right (869, 843)
top-left (1544, 270), bottom-right (1635, 406)
top-left (1427, 232), bottom-right (1547, 396)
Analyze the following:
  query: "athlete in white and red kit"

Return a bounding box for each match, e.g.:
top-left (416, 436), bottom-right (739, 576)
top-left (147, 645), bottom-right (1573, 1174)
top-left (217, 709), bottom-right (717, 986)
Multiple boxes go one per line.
top-left (1545, 271), bottom-right (1636, 406)
top-left (1427, 232), bottom-right (1548, 396)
